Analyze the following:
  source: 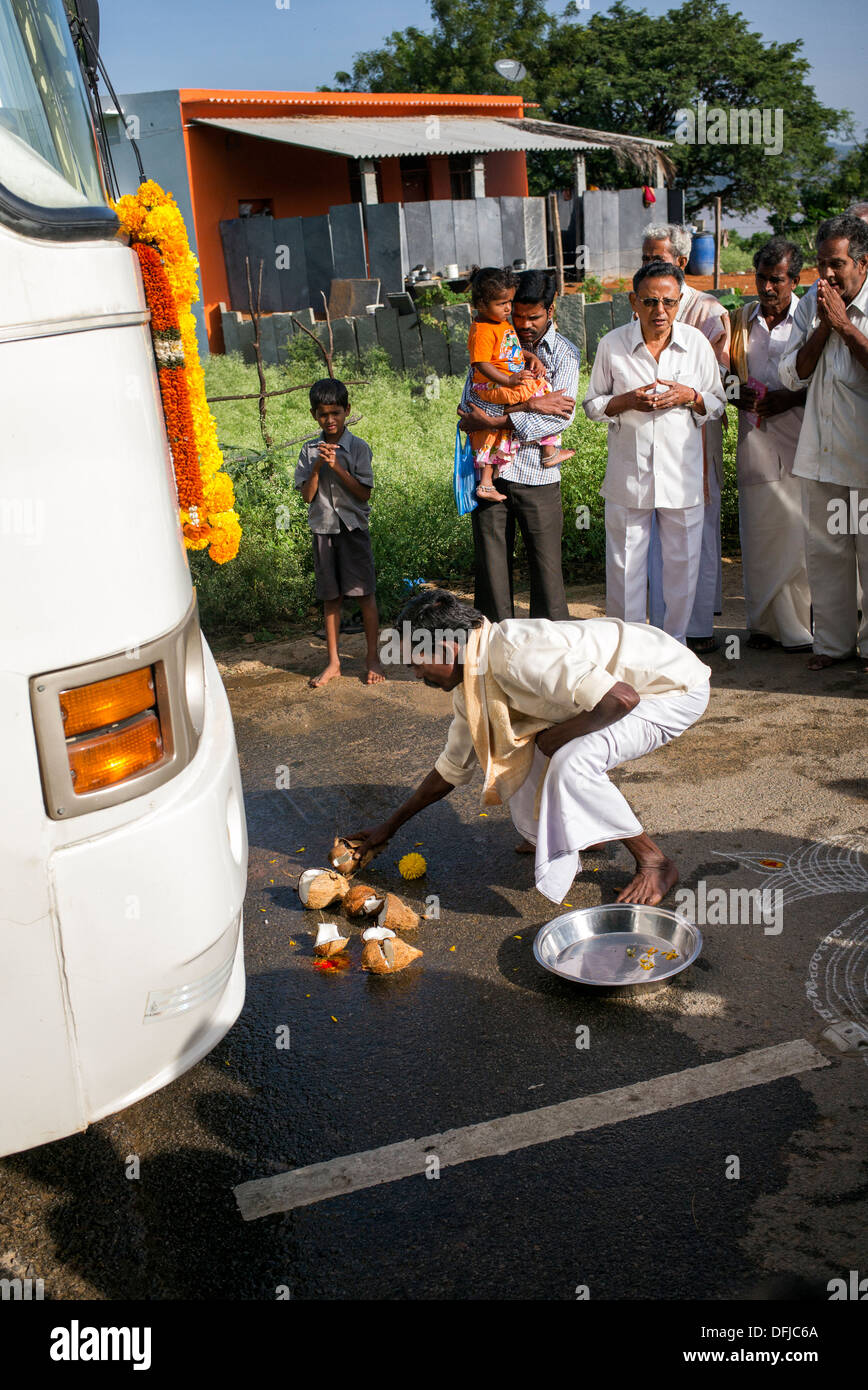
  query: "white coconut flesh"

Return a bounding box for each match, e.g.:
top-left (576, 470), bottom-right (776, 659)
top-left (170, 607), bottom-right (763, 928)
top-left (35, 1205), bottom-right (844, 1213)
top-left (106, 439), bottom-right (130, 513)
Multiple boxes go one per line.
top-left (362, 925), bottom-right (396, 942)
top-left (315, 921), bottom-right (344, 946)
top-left (363, 895), bottom-right (384, 914)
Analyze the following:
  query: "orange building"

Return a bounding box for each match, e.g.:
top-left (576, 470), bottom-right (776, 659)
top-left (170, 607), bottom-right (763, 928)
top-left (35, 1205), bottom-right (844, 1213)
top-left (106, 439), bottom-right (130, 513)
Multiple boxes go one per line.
top-left (107, 88), bottom-right (671, 351)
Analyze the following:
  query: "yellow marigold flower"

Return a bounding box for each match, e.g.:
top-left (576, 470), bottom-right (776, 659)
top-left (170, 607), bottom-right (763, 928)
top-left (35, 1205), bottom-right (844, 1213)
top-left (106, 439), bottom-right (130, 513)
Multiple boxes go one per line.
top-left (205, 472), bottom-right (235, 513)
top-left (398, 852), bottom-right (427, 880)
top-left (208, 512), bottom-right (242, 564)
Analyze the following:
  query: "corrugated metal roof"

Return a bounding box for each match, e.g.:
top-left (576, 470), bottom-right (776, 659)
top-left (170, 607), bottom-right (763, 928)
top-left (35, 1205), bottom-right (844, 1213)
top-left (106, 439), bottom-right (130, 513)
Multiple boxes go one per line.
top-left (191, 114), bottom-right (657, 158)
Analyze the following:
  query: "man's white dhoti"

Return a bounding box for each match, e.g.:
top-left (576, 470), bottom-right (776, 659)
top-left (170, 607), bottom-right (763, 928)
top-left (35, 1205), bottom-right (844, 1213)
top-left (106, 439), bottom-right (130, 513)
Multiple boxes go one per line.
top-left (740, 474), bottom-right (812, 647)
top-left (508, 682), bottom-right (711, 903)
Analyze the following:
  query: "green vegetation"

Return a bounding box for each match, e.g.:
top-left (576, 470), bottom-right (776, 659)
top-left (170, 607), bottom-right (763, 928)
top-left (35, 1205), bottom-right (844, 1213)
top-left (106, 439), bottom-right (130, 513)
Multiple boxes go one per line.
top-left (192, 349), bottom-right (740, 640)
top-left (718, 242), bottom-right (754, 275)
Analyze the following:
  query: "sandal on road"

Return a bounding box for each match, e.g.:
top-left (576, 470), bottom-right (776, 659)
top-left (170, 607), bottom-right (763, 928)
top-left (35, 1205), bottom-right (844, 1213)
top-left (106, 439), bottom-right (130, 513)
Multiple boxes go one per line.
top-left (746, 633), bottom-right (777, 650)
top-left (687, 635), bottom-right (719, 654)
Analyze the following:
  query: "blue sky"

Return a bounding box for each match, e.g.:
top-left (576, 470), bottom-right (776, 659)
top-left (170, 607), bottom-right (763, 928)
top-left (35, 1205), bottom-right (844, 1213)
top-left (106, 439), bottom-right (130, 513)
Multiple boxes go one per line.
top-left (98, 0), bottom-right (867, 135)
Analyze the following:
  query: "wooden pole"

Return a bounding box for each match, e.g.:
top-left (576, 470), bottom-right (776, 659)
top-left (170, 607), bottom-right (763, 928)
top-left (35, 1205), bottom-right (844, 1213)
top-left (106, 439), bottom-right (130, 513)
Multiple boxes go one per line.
top-left (714, 196), bottom-right (722, 290)
top-left (548, 193), bottom-right (565, 297)
top-left (245, 256), bottom-right (273, 448)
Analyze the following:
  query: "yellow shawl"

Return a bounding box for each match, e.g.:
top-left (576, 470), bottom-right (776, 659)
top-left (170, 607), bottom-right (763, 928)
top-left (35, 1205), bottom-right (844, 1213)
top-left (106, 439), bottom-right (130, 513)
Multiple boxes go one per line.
top-left (462, 620), bottom-right (552, 806)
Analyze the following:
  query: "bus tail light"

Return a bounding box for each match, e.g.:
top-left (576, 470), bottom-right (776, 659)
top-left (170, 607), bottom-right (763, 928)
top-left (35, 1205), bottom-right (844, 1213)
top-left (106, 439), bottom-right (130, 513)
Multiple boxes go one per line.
top-left (60, 667), bottom-right (156, 737)
top-left (67, 711), bottom-right (164, 793)
top-left (30, 593), bottom-right (204, 819)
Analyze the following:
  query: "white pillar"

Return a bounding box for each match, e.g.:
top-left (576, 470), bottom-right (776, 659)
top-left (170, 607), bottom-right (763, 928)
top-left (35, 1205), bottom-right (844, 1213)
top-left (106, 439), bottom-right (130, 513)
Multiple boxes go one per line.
top-left (360, 158), bottom-right (379, 205)
top-left (654, 154), bottom-right (666, 190)
top-left (471, 154), bottom-right (486, 199)
top-left (573, 152), bottom-right (586, 198)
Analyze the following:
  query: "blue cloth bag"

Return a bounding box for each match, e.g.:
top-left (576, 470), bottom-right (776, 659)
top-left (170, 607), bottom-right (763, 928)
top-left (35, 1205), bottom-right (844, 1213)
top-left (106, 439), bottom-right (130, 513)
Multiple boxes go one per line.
top-left (453, 422), bottom-right (477, 516)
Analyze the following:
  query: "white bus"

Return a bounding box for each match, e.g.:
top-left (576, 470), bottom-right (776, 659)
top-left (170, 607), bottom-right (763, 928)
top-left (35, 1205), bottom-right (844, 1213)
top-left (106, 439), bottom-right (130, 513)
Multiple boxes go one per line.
top-left (0, 0), bottom-right (247, 1156)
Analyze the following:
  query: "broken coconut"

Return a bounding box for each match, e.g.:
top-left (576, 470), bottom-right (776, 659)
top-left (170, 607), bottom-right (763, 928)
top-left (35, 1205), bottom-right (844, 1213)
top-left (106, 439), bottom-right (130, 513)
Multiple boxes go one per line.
top-left (297, 868), bottom-right (350, 910)
top-left (344, 882), bottom-right (386, 917)
top-left (377, 892), bottom-right (420, 933)
top-left (361, 925), bottom-right (423, 974)
top-left (328, 836), bottom-right (377, 877)
top-left (314, 921), bottom-right (350, 958)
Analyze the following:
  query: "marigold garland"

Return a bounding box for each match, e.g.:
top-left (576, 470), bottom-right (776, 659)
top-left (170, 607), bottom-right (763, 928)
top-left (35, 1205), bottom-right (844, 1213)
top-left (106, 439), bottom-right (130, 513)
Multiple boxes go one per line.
top-left (113, 180), bottom-right (240, 564)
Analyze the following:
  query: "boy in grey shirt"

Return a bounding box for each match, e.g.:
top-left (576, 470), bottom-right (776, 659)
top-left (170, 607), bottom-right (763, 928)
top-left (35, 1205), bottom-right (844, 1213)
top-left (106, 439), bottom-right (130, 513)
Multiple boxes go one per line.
top-left (295, 379), bottom-right (385, 688)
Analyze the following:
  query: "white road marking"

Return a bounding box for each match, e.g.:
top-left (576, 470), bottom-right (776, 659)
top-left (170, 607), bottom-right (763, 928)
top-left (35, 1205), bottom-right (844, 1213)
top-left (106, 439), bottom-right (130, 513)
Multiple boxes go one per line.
top-left (234, 1038), bottom-right (828, 1221)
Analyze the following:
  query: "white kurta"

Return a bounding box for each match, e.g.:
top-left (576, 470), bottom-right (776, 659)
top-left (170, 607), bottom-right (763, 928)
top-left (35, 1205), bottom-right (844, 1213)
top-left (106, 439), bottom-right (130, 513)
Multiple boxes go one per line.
top-left (735, 299), bottom-right (811, 647)
top-left (583, 317), bottom-right (727, 645)
top-left (433, 619), bottom-right (712, 906)
top-left (509, 683), bottom-right (711, 902)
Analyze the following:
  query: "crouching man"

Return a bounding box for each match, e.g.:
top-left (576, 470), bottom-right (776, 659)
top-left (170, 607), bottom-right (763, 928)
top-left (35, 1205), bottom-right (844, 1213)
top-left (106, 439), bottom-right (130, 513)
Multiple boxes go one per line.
top-left (348, 590), bottom-right (711, 905)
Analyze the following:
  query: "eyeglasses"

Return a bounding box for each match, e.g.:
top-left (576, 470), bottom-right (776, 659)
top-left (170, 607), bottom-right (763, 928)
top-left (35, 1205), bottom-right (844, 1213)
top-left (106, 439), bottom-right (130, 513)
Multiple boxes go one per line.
top-left (639, 297), bottom-right (680, 308)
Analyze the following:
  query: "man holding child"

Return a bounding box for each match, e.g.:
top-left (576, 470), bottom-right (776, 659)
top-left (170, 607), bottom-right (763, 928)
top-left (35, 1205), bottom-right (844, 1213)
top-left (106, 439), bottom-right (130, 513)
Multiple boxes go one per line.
top-left (457, 268), bottom-right (580, 623)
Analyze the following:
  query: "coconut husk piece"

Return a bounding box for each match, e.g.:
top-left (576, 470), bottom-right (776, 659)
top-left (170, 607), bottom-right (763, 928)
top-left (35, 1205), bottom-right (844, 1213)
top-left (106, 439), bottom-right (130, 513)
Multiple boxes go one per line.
top-left (361, 933), bottom-right (423, 974)
top-left (328, 836), bottom-right (378, 877)
top-left (314, 921), bottom-right (350, 957)
top-left (344, 882), bottom-right (386, 917)
top-left (377, 892), bottom-right (421, 933)
top-left (298, 868), bottom-right (350, 910)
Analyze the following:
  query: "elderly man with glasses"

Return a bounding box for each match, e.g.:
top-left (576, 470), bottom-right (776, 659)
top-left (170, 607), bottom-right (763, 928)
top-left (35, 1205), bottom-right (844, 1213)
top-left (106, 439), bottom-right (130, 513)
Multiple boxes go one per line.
top-left (640, 223), bottom-right (731, 653)
top-left (583, 261), bottom-right (727, 644)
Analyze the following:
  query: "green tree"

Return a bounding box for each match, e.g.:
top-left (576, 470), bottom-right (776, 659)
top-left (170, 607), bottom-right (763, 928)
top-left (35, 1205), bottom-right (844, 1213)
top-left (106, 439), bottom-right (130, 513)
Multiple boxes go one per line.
top-left (331, 0), bottom-right (554, 102)
top-left (329, 0), bottom-right (852, 226)
top-left (797, 139), bottom-right (868, 234)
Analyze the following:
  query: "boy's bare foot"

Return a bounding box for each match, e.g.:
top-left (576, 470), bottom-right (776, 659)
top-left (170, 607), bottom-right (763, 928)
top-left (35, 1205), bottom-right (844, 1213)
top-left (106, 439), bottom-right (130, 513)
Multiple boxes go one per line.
top-left (615, 856), bottom-right (678, 906)
top-left (477, 484), bottom-right (505, 501)
top-left (364, 662), bottom-right (386, 685)
top-left (541, 448), bottom-right (575, 468)
top-left (310, 662), bottom-right (341, 689)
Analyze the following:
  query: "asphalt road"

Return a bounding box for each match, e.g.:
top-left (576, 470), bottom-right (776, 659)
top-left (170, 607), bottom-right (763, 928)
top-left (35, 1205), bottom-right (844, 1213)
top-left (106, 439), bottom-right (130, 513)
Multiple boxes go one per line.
top-left (1, 570), bottom-right (866, 1301)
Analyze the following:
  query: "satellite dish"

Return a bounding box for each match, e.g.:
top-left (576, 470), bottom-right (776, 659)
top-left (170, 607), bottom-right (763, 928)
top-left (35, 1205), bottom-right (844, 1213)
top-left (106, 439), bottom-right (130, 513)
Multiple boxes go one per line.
top-left (494, 58), bottom-right (527, 82)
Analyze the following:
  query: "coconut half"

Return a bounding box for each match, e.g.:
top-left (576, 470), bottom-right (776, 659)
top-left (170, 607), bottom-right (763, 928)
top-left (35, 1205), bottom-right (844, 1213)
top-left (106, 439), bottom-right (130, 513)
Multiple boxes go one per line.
top-left (345, 883), bottom-right (386, 917)
top-left (328, 836), bottom-right (377, 877)
top-left (361, 933), bottom-right (423, 974)
top-left (314, 921), bottom-right (350, 957)
top-left (376, 892), bottom-right (421, 933)
top-left (298, 868), bottom-right (350, 910)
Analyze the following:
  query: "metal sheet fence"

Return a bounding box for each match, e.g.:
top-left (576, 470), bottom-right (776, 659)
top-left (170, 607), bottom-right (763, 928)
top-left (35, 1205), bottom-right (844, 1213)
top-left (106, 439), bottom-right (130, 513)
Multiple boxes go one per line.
top-left (220, 284), bottom-right (744, 376)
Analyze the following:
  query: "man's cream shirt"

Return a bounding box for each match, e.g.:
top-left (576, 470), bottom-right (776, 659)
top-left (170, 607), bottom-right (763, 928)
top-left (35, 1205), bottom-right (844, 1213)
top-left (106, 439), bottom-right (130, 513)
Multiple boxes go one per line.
top-left (778, 275), bottom-right (868, 486)
top-left (435, 618), bottom-right (712, 788)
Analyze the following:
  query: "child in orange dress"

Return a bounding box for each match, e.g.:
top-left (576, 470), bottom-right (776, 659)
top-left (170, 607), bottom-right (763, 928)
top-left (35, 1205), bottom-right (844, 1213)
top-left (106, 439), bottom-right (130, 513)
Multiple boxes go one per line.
top-left (467, 266), bottom-right (574, 501)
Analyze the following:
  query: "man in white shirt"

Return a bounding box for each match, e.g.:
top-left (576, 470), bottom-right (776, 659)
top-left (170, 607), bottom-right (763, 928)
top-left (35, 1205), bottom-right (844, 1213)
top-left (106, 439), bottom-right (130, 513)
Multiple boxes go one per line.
top-left (583, 261), bottom-right (727, 644)
top-left (640, 224), bottom-right (731, 653)
top-left (730, 237), bottom-right (811, 651)
top-left (779, 215), bottom-right (868, 671)
top-left (349, 590), bottom-right (711, 907)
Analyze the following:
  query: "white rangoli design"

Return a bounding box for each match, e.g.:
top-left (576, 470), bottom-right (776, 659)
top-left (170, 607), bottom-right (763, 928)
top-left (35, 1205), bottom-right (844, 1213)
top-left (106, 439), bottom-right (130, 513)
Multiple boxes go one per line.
top-left (713, 835), bottom-right (868, 1061)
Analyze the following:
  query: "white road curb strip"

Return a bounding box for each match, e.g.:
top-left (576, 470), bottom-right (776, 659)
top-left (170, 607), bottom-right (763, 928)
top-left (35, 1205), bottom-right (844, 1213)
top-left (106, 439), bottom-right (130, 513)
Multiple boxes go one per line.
top-left (233, 1039), bottom-right (829, 1221)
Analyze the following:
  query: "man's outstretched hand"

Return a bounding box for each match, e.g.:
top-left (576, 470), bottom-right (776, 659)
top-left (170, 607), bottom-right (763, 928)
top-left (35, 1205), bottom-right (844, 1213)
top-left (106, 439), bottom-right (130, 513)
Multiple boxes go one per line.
top-left (344, 823), bottom-right (393, 858)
